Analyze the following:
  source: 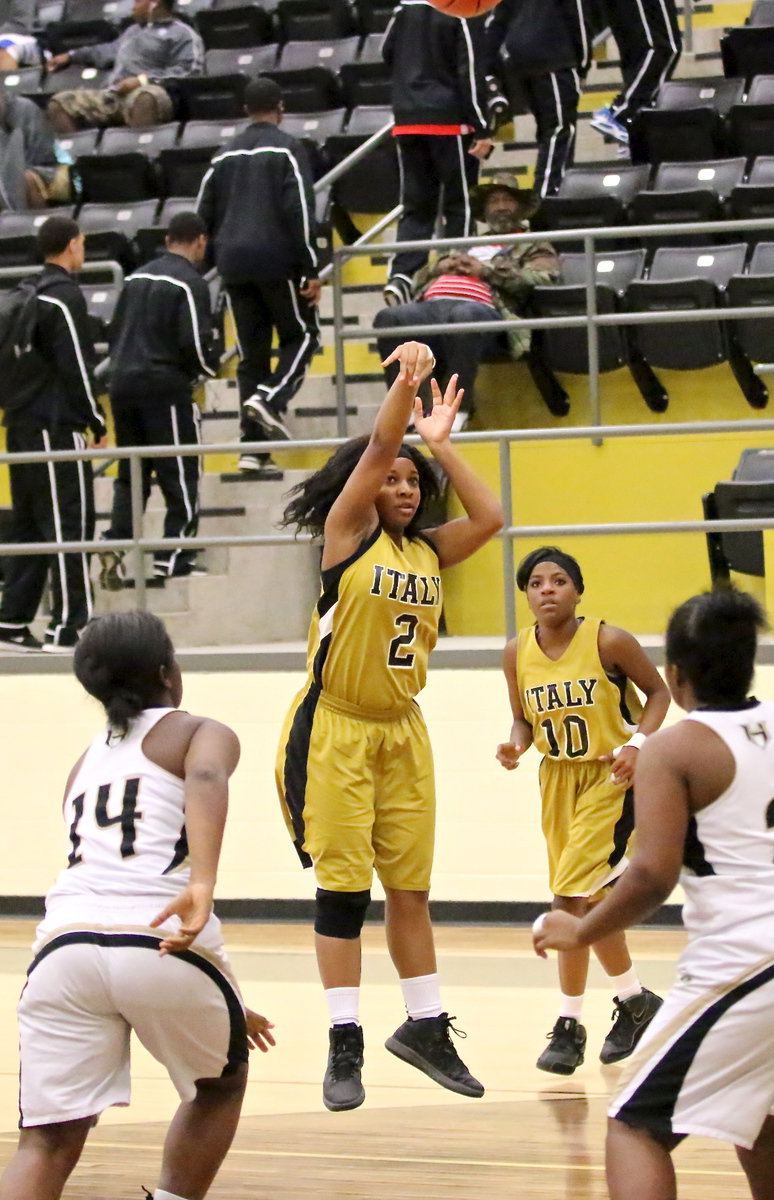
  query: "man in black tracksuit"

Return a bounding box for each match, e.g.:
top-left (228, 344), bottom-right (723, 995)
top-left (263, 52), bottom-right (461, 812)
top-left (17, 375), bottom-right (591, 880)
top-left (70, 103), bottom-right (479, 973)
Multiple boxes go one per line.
top-left (484, 0), bottom-right (592, 199)
top-left (0, 216), bottom-right (105, 654)
top-left (197, 76), bottom-right (320, 480)
top-left (381, 0), bottom-right (493, 308)
top-left (99, 211), bottom-right (217, 586)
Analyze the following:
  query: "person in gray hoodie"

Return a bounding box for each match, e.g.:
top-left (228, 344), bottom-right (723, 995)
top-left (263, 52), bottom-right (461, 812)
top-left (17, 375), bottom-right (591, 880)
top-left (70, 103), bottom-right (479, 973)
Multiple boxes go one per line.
top-left (0, 89), bottom-right (59, 210)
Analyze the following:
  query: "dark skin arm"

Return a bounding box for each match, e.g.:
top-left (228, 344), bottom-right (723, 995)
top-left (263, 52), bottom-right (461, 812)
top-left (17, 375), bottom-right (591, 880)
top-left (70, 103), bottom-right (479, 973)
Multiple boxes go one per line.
top-left (534, 720), bottom-right (736, 955)
top-left (495, 637), bottom-right (534, 769)
top-left (597, 625), bottom-right (671, 787)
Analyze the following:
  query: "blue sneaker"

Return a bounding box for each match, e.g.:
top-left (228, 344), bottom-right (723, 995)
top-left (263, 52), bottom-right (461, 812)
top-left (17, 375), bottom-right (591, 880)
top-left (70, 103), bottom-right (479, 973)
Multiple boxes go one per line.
top-left (590, 105), bottom-right (629, 145)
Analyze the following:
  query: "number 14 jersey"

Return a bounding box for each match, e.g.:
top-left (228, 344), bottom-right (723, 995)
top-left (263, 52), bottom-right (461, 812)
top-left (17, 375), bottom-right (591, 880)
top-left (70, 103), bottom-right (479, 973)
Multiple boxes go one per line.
top-left (517, 617), bottom-right (642, 761)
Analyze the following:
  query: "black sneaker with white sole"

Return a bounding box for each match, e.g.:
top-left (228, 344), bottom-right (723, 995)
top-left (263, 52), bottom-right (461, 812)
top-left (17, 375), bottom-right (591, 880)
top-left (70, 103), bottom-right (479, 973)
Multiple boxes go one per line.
top-left (386, 1013), bottom-right (484, 1097)
top-left (0, 626), bottom-right (43, 652)
top-left (242, 393), bottom-right (291, 440)
top-left (323, 1023), bottom-right (365, 1112)
top-left (237, 454), bottom-right (284, 480)
top-left (600, 988), bottom-right (663, 1064)
top-left (382, 277), bottom-right (412, 307)
top-left (536, 1017), bottom-right (586, 1075)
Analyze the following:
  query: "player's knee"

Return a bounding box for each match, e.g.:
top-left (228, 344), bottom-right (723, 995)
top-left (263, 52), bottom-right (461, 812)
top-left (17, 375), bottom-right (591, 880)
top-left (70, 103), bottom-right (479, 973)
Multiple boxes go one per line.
top-left (314, 887), bottom-right (371, 939)
top-left (195, 1061), bottom-right (248, 1101)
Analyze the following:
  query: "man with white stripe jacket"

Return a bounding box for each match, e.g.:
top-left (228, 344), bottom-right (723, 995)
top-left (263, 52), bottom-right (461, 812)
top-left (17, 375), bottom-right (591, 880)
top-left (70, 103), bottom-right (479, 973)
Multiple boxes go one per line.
top-left (381, 0), bottom-right (493, 308)
top-left (0, 216), bottom-right (106, 654)
top-left (99, 211), bottom-right (218, 588)
top-left (197, 76), bottom-right (320, 480)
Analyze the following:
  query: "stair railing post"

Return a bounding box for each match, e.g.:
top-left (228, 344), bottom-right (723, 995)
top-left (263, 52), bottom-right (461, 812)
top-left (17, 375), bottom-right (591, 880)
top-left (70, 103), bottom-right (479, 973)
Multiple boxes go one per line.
top-left (129, 450), bottom-right (147, 610)
top-left (332, 247), bottom-right (349, 437)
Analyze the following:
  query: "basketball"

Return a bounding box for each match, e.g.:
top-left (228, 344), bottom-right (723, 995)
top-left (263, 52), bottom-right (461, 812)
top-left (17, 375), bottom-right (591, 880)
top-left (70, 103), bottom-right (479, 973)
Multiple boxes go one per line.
top-left (427, 0), bottom-right (502, 16)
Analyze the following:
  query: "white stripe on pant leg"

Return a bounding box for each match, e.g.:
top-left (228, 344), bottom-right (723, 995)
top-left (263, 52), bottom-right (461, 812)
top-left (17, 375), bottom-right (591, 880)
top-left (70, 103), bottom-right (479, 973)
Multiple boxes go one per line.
top-left (259, 282), bottom-right (315, 408)
top-left (73, 432), bottom-right (92, 622)
top-left (167, 406), bottom-right (195, 577)
top-left (389, 141), bottom-right (408, 280)
top-left (42, 429), bottom-right (69, 641)
top-left (539, 73), bottom-right (565, 199)
top-left (454, 135), bottom-right (472, 236)
top-left (224, 291), bottom-right (244, 358)
top-left (611, 0), bottom-right (656, 119)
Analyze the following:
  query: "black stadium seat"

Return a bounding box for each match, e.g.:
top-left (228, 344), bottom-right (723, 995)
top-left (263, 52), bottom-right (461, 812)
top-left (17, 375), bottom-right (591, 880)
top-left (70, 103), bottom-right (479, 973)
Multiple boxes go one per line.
top-left (339, 59), bottom-right (392, 109)
top-left (0, 66), bottom-right (43, 95)
top-left (278, 37), bottom-right (361, 73)
top-left (42, 63), bottom-right (110, 93)
top-left (195, 4), bottom-right (273, 50)
top-left (75, 151), bottom-right (158, 202)
top-left (177, 116), bottom-right (248, 147)
top-left (78, 199), bottom-right (160, 268)
top-left (630, 77), bottom-right (745, 165)
top-left (57, 126), bottom-right (101, 158)
top-left (533, 163), bottom-right (650, 237)
top-left (135, 195), bottom-right (199, 263)
top-left (727, 241), bottom-right (774, 364)
top-left (0, 208), bottom-right (75, 267)
top-left (275, 0), bottom-right (356, 42)
top-left (205, 44), bottom-right (278, 76)
top-left (99, 122), bottom-right (179, 157)
top-left (167, 73), bottom-right (247, 121)
top-left (729, 155), bottom-right (774, 239)
top-left (45, 19), bottom-right (118, 55)
top-left (729, 76), bottom-right (774, 156)
top-left (262, 65), bottom-right (341, 111)
top-left (281, 108), bottom-right (346, 143)
top-left (628, 157), bottom-right (746, 245)
top-left (626, 242), bottom-right (768, 407)
top-left (158, 145), bottom-right (216, 196)
top-left (721, 24), bottom-right (774, 77)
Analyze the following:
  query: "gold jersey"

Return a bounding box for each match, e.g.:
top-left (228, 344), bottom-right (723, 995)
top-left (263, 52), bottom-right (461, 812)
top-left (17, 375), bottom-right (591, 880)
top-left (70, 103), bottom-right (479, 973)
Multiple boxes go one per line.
top-left (305, 526), bottom-right (442, 717)
top-left (517, 616), bottom-right (642, 761)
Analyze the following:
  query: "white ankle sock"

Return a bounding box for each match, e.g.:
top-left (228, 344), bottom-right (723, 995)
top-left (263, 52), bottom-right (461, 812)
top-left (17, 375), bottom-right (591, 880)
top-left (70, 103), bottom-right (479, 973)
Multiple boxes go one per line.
top-left (400, 973), bottom-right (443, 1020)
top-left (325, 986), bottom-right (360, 1026)
top-left (154, 1190), bottom-right (189, 1200)
top-left (559, 992), bottom-right (584, 1020)
top-left (608, 968), bottom-right (642, 1002)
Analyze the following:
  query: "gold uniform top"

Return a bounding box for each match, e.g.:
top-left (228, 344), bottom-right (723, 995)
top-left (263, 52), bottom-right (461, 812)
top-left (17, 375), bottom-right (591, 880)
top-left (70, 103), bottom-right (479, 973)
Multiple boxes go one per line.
top-left (517, 617), bottom-right (642, 761)
top-left (306, 525), bottom-right (442, 718)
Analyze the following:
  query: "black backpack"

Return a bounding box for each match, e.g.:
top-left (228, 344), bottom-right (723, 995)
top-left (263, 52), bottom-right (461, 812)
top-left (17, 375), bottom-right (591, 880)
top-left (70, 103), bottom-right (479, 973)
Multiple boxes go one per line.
top-left (0, 275), bottom-right (45, 412)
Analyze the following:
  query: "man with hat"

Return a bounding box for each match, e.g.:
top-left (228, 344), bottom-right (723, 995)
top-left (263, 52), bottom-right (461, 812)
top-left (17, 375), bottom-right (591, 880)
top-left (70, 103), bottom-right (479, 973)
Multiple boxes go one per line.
top-left (374, 174), bottom-right (558, 428)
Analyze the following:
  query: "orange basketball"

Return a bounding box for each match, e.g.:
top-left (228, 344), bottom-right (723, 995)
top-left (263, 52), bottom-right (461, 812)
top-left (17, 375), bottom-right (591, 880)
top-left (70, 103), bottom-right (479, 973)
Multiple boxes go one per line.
top-left (427, 0), bottom-right (502, 16)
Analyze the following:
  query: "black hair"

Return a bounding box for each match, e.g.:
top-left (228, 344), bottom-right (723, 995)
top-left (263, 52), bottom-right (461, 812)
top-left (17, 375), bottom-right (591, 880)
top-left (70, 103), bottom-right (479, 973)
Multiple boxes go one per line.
top-left (281, 435), bottom-right (440, 538)
top-left (166, 210), bottom-right (207, 244)
top-left (244, 76), bottom-right (283, 115)
top-left (74, 611), bottom-right (176, 736)
top-left (516, 545), bottom-right (584, 594)
top-left (36, 215), bottom-right (80, 260)
top-left (665, 587), bottom-right (766, 707)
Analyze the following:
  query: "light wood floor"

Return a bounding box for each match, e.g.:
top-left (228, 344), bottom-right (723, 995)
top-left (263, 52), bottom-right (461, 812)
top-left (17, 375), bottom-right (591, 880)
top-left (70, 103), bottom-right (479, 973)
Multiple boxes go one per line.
top-left (0, 922), bottom-right (751, 1199)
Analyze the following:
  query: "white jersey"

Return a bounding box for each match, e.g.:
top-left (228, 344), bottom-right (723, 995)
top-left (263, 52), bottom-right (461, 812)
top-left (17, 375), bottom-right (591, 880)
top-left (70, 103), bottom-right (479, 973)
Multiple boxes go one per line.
top-left (38, 707), bottom-right (222, 950)
top-left (678, 701), bottom-right (774, 977)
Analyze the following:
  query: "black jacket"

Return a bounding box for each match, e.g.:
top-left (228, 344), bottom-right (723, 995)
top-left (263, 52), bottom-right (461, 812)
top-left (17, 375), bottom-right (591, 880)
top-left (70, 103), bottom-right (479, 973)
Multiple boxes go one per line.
top-left (197, 120), bottom-right (318, 286)
top-left (484, 0), bottom-right (592, 78)
top-left (382, 0), bottom-right (490, 135)
top-left (6, 263), bottom-right (105, 437)
top-left (109, 250), bottom-right (217, 407)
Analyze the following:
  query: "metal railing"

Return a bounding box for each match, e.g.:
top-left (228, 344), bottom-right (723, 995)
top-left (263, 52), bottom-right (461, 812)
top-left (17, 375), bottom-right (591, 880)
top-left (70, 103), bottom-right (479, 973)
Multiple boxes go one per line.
top-left (5, 418), bottom-right (774, 642)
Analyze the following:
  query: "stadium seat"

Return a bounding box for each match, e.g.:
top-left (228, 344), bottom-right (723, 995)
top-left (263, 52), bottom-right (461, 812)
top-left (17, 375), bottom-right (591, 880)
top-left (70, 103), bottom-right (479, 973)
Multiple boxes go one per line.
top-left (78, 198), bottom-right (160, 267)
top-left (204, 44), bottom-right (278, 76)
top-left (195, 5), bottom-right (273, 50)
top-left (728, 76), bottom-right (774, 156)
top-left (281, 107), bottom-right (346, 143)
top-left (99, 122), bottom-right (180, 157)
top-left (532, 164), bottom-right (651, 238)
top-left (275, 0), bottom-right (356, 42)
top-left (82, 280), bottom-right (121, 340)
top-left (628, 158), bottom-right (746, 245)
top-left (702, 479), bottom-right (774, 582)
top-left (263, 65), bottom-right (342, 111)
top-left (0, 207), bottom-right (75, 267)
top-left (733, 446), bottom-right (774, 479)
top-left (729, 155), bottom-right (774, 239)
top-left (345, 103), bottom-right (393, 134)
top-left (339, 59), bottom-right (391, 110)
top-left (727, 240), bottom-right (774, 364)
top-left (100, 0), bottom-right (134, 22)
top-left (0, 67), bottom-right (43, 96)
top-left (75, 151), bottom-right (158, 201)
top-left (174, 0), bottom-right (214, 17)
top-left (57, 125), bottom-right (101, 158)
top-left (134, 195), bottom-right (198, 262)
top-left (158, 145), bottom-right (216, 196)
top-left (35, 0), bottom-right (65, 24)
top-left (167, 73), bottom-right (247, 121)
top-left (750, 0), bottom-right (774, 24)
top-left (278, 36), bottom-right (361, 73)
top-left (721, 25), bottom-right (774, 77)
top-left (177, 116), bottom-right (248, 146)
top-left (42, 63), bottom-right (110, 94)
top-left (353, 0), bottom-right (394, 34)
top-left (626, 242), bottom-right (768, 408)
top-left (529, 248), bottom-right (668, 412)
top-left (45, 19), bottom-right (118, 56)
top-left (629, 78), bottom-right (745, 165)
top-left (358, 31), bottom-right (385, 62)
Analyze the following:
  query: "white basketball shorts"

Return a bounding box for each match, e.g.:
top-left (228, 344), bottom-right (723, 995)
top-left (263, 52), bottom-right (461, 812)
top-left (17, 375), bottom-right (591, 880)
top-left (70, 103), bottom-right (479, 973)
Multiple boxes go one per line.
top-left (17, 930), bottom-right (248, 1128)
top-left (609, 956), bottom-right (774, 1149)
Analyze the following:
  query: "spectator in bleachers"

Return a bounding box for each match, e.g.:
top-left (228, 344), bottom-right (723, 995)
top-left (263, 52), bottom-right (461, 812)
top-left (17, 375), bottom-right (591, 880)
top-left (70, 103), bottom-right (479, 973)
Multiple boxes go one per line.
top-left (45, 0), bottom-right (203, 132)
top-left (483, 0), bottom-right (593, 200)
top-left (0, 88), bottom-right (61, 209)
top-left (0, 0), bottom-right (41, 71)
top-left (590, 0), bottom-right (681, 148)
top-left (197, 76), bottom-right (320, 480)
top-left (98, 211), bottom-right (217, 589)
top-left (0, 216), bottom-right (106, 654)
top-left (381, 0), bottom-right (493, 309)
top-left (373, 174), bottom-right (558, 429)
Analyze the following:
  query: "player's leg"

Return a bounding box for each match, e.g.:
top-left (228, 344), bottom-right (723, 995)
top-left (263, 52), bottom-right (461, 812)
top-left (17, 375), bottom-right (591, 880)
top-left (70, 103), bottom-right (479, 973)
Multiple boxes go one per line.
top-left (736, 1115), bottom-right (774, 1200)
top-left (376, 709), bottom-right (484, 1098)
top-left (154, 1065), bottom-right (247, 1200)
top-left (0, 1119), bottom-right (93, 1200)
top-left (606, 1118), bottom-right (678, 1200)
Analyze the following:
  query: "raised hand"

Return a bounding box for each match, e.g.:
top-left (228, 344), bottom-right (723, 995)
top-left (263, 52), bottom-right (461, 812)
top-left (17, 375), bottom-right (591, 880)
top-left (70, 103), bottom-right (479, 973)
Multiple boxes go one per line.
top-left (381, 341), bottom-right (436, 386)
top-left (413, 374), bottom-right (463, 446)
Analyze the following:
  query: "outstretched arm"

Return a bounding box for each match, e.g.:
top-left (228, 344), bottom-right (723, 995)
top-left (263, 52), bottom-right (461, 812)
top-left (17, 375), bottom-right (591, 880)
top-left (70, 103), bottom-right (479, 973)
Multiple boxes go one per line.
top-left (322, 341), bottom-right (435, 569)
top-left (416, 376), bottom-right (503, 568)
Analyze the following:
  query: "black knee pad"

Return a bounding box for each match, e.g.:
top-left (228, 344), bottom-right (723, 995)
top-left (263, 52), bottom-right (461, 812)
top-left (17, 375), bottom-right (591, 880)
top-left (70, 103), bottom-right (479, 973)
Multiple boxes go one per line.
top-left (315, 888), bottom-right (371, 939)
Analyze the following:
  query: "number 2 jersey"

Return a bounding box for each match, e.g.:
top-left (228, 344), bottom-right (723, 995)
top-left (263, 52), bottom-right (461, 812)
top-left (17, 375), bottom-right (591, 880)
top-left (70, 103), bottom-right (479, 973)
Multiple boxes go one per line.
top-left (38, 707), bottom-right (222, 950)
top-left (517, 616), bottom-right (642, 761)
top-left (306, 525), bottom-right (442, 716)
